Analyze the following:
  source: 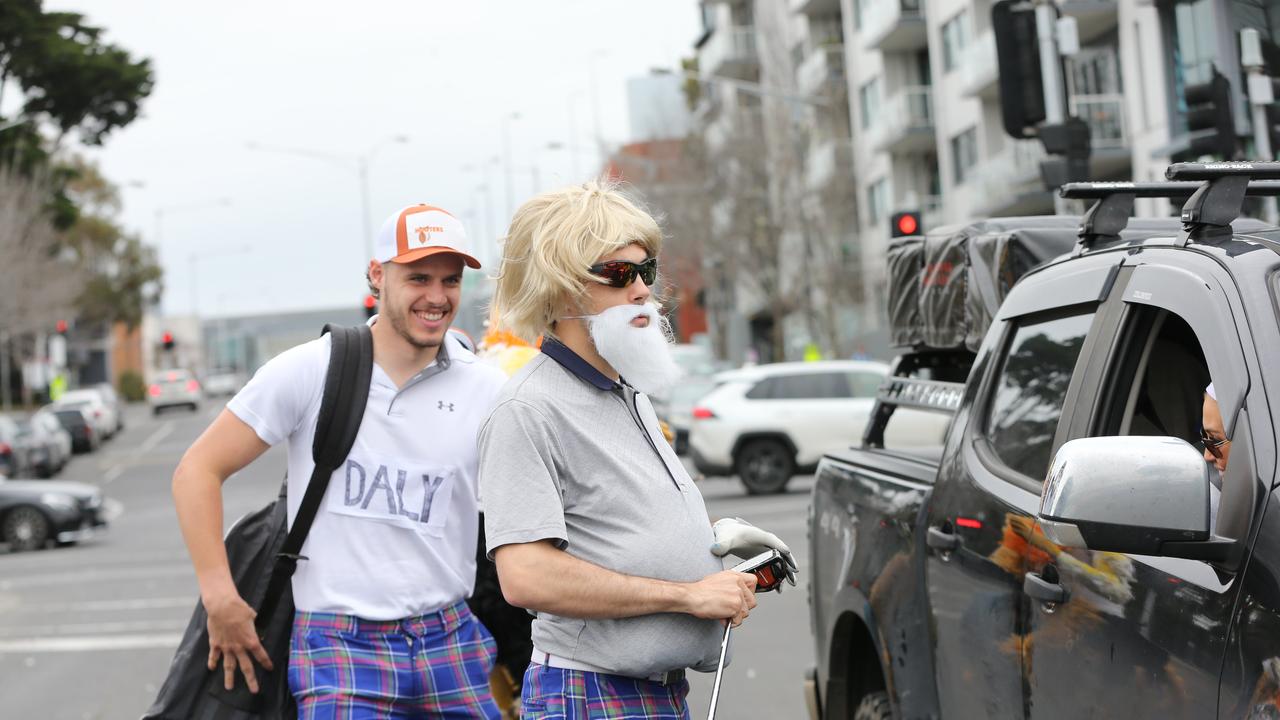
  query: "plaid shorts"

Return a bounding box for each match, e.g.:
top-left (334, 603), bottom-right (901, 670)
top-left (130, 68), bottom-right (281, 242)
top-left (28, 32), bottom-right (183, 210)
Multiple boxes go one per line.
top-left (289, 601), bottom-right (501, 719)
top-left (520, 662), bottom-right (691, 719)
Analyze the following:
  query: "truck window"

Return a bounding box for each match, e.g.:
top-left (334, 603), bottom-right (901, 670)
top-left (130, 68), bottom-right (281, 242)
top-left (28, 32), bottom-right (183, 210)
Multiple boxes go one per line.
top-left (986, 311), bottom-right (1095, 481)
top-left (1093, 308), bottom-right (1208, 447)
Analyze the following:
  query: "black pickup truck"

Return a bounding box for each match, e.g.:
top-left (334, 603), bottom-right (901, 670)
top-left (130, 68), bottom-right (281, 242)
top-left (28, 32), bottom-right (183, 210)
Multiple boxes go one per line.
top-left (806, 163), bottom-right (1280, 720)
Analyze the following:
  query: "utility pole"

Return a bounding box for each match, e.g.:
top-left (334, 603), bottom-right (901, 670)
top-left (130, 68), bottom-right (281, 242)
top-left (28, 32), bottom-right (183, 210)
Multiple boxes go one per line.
top-left (1242, 28), bottom-right (1279, 225)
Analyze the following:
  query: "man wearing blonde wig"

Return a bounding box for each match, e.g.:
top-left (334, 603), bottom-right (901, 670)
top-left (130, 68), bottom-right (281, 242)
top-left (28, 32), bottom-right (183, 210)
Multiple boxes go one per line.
top-left (478, 180), bottom-right (795, 718)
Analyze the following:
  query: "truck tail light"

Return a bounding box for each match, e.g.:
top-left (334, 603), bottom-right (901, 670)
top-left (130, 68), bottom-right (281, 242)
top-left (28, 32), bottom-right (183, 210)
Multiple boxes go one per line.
top-left (148, 384), bottom-right (161, 397)
top-left (692, 406), bottom-right (716, 420)
top-left (186, 380), bottom-right (200, 392)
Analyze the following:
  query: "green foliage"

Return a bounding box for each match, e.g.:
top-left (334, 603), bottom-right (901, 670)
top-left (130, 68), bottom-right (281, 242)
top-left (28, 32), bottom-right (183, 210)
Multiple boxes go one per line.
top-left (61, 158), bottom-right (164, 329)
top-left (0, 1), bottom-right (154, 145)
top-left (117, 370), bottom-right (146, 403)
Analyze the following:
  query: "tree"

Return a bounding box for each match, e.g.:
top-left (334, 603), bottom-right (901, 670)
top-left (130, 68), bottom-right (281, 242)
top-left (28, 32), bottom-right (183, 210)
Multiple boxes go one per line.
top-left (59, 157), bottom-right (163, 330)
top-left (0, 0), bottom-right (154, 147)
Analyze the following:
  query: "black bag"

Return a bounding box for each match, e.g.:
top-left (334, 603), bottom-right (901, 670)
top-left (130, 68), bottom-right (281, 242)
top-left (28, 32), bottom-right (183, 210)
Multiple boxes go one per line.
top-left (144, 324), bottom-right (374, 720)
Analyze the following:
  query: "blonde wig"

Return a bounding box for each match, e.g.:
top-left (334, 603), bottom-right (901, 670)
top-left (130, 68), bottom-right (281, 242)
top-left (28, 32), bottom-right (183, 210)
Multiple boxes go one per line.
top-left (490, 178), bottom-right (663, 342)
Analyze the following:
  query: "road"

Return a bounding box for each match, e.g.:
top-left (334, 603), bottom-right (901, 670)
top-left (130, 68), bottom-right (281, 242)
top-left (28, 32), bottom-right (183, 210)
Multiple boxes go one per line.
top-left (0, 401), bottom-right (815, 719)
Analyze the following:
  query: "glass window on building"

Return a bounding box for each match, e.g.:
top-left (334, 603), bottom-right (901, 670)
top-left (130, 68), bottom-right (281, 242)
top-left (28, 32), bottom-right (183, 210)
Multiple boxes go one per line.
top-left (1162, 0), bottom-right (1219, 134)
top-left (868, 178), bottom-right (889, 225)
top-left (942, 9), bottom-right (970, 73)
top-left (950, 127), bottom-right (978, 185)
top-left (859, 77), bottom-right (881, 130)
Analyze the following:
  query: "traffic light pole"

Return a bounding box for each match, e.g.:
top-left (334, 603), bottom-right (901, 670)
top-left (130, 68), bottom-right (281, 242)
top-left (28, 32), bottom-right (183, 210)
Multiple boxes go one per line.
top-left (1242, 28), bottom-right (1279, 225)
top-left (1035, 1), bottom-right (1072, 216)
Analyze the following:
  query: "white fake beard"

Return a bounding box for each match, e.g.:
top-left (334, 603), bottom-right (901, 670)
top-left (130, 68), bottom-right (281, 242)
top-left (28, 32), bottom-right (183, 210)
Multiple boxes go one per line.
top-left (585, 303), bottom-right (683, 396)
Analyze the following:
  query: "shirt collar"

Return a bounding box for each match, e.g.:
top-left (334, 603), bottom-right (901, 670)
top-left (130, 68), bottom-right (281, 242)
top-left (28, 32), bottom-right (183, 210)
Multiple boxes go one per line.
top-left (541, 337), bottom-right (619, 391)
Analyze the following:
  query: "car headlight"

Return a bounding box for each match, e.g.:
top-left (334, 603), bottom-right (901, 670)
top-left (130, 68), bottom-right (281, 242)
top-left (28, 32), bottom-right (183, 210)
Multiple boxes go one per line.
top-left (40, 493), bottom-right (77, 510)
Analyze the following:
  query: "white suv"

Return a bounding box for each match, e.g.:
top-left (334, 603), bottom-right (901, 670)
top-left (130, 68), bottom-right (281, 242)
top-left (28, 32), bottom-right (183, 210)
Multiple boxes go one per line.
top-left (690, 360), bottom-right (955, 494)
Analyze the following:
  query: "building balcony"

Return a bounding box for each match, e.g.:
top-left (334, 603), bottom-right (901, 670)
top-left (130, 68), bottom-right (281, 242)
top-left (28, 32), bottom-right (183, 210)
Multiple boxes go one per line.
top-left (868, 86), bottom-right (934, 154)
top-left (701, 26), bottom-right (759, 80)
top-left (797, 45), bottom-right (846, 97)
top-left (960, 31), bottom-right (998, 99)
top-left (863, 0), bottom-right (928, 52)
top-left (791, 0), bottom-right (842, 16)
top-left (806, 137), bottom-right (854, 190)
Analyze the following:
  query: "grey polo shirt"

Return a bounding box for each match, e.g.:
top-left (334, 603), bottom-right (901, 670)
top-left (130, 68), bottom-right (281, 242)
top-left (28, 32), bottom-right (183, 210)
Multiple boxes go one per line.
top-left (478, 339), bottom-right (724, 678)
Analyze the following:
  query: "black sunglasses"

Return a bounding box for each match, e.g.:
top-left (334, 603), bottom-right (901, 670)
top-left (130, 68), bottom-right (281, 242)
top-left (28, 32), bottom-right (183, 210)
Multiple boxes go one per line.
top-left (588, 258), bottom-right (658, 288)
top-left (1199, 426), bottom-right (1231, 459)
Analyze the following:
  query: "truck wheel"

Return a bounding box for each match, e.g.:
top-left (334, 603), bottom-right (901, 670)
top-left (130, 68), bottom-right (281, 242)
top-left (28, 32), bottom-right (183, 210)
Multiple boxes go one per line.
top-left (3, 506), bottom-right (51, 552)
top-left (852, 691), bottom-right (892, 720)
top-left (735, 439), bottom-right (794, 495)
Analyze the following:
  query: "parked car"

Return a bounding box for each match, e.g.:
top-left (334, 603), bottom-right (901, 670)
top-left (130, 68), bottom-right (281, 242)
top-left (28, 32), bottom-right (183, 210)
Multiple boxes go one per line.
top-left (16, 412), bottom-right (71, 478)
top-left (654, 375), bottom-right (721, 456)
top-left (0, 415), bottom-right (33, 478)
top-left (807, 166), bottom-right (1280, 720)
top-left (53, 388), bottom-right (117, 441)
top-left (201, 370), bottom-right (246, 397)
top-left (93, 382), bottom-right (125, 433)
top-left (0, 478), bottom-right (110, 551)
top-left (49, 407), bottom-right (98, 454)
top-left (148, 368), bottom-right (202, 414)
top-left (688, 360), bottom-right (895, 494)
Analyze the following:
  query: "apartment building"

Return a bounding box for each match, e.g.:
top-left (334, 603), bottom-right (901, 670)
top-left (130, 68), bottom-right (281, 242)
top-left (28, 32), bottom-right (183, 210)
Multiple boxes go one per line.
top-left (691, 0), bottom-right (1280, 360)
top-left (693, 0), bottom-right (867, 362)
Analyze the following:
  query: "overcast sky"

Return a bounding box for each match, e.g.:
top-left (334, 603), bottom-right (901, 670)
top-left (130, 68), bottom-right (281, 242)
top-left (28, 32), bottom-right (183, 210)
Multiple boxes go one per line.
top-left (47, 1), bottom-right (702, 318)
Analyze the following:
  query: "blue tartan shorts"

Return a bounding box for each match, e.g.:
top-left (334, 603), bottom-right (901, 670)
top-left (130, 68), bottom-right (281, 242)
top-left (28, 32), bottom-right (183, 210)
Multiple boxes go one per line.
top-left (288, 601), bottom-right (501, 719)
top-left (520, 662), bottom-right (691, 719)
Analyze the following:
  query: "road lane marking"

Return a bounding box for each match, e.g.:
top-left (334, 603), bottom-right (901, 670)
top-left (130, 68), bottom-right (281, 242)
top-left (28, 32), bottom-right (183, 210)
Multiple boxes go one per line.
top-left (0, 633), bottom-right (183, 653)
top-left (0, 563), bottom-right (193, 589)
top-left (136, 421), bottom-right (175, 456)
top-left (5, 596), bottom-right (194, 613)
top-left (103, 464), bottom-right (124, 484)
top-left (0, 619), bottom-right (188, 637)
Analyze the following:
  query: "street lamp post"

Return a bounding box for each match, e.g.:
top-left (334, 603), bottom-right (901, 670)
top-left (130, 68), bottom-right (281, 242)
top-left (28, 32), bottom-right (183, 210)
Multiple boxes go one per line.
top-left (246, 135), bottom-right (408, 262)
top-left (502, 112), bottom-right (521, 218)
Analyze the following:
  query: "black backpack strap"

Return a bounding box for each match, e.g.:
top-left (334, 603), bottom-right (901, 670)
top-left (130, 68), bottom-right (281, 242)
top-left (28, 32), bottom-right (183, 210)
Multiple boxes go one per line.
top-left (254, 323), bottom-right (374, 628)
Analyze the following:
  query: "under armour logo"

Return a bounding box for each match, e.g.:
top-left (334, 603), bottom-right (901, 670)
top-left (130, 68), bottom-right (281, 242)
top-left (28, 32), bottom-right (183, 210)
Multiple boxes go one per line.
top-left (438, 401), bottom-right (454, 412)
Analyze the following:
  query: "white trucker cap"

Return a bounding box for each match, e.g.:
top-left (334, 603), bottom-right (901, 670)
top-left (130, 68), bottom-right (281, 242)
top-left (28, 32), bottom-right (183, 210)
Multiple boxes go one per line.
top-left (373, 204), bottom-right (481, 269)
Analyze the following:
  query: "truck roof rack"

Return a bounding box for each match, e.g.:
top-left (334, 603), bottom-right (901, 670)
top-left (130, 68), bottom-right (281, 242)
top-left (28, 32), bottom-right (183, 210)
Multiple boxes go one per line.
top-left (1061, 176), bottom-right (1280, 252)
top-left (1166, 161), bottom-right (1280, 245)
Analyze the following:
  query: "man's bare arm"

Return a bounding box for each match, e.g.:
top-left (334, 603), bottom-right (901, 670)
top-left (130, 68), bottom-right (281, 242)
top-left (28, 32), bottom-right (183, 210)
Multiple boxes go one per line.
top-left (171, 408), bottom-right (273, 691)
top-left (494, 540), bottom-right (756, 624)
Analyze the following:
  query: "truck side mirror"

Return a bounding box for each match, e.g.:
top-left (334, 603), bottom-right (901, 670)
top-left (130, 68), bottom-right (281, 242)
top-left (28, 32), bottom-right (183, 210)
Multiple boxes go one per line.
top-left (1038, 436), bottom-right (1234, 562)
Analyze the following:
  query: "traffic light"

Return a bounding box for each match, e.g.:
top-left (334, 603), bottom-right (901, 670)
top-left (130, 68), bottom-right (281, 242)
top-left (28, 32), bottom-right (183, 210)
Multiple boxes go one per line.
top-left (1038, 116), bottom-right (1092, 188)
top-left (993, 0), bottom-right (1052, 140)
top-left (363, 294), bottom-right (377, 319)
top-left (162, 331), bottom-right (174, 351)
top-left (1172, 68), bottom-right (1237, 162)
top-left (891, 211), bottom-right (922, 238)
top-left (55, 319), bottom-right (67, 334)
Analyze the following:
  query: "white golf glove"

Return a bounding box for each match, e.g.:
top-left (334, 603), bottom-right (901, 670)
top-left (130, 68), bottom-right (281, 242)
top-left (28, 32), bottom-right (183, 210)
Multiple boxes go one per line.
top-left (710, 517), bottom-right (798, 588)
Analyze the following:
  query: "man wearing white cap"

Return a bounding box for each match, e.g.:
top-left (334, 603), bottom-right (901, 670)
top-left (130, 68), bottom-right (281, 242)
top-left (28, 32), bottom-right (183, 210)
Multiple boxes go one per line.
top-left (172, 204), bottom-right (508, 718)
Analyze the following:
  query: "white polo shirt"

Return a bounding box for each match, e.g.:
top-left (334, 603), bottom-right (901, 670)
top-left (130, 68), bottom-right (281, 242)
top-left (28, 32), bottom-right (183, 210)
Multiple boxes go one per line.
top-left (227, 322), bottom-right (507, 620)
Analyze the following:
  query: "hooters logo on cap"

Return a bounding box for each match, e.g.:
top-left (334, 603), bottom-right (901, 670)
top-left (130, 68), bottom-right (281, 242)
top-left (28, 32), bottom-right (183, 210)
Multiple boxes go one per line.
top-left (373, 204), bottom-right (481, 269)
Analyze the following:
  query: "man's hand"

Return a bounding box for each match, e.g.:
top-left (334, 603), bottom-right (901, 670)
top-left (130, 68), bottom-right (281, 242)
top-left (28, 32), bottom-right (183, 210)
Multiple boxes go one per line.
top-left (683, 570), bottom-right (758, 627)
top-left (710, 517), bottom-right (798, 588)
top-left (205, 590), bottom-right (274, 693)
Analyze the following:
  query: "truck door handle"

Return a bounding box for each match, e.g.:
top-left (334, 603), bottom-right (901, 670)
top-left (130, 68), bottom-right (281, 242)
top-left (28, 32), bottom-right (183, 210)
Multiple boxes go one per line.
top-left (1023, 571), bottom-right (1068, 604)
top-left (927, 527), bottom-right (960, 551)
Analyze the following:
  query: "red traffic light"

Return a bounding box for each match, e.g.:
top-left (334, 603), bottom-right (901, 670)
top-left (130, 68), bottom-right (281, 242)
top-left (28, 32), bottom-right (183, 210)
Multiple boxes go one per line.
top-left (162, 331), bottom-right (174, 344)
top-left (891, 211), bottom-right (921, 238)
top-left (363, 295), bottom-right (376, 310)
top-left (55, 319), bottom-right (68, 334)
